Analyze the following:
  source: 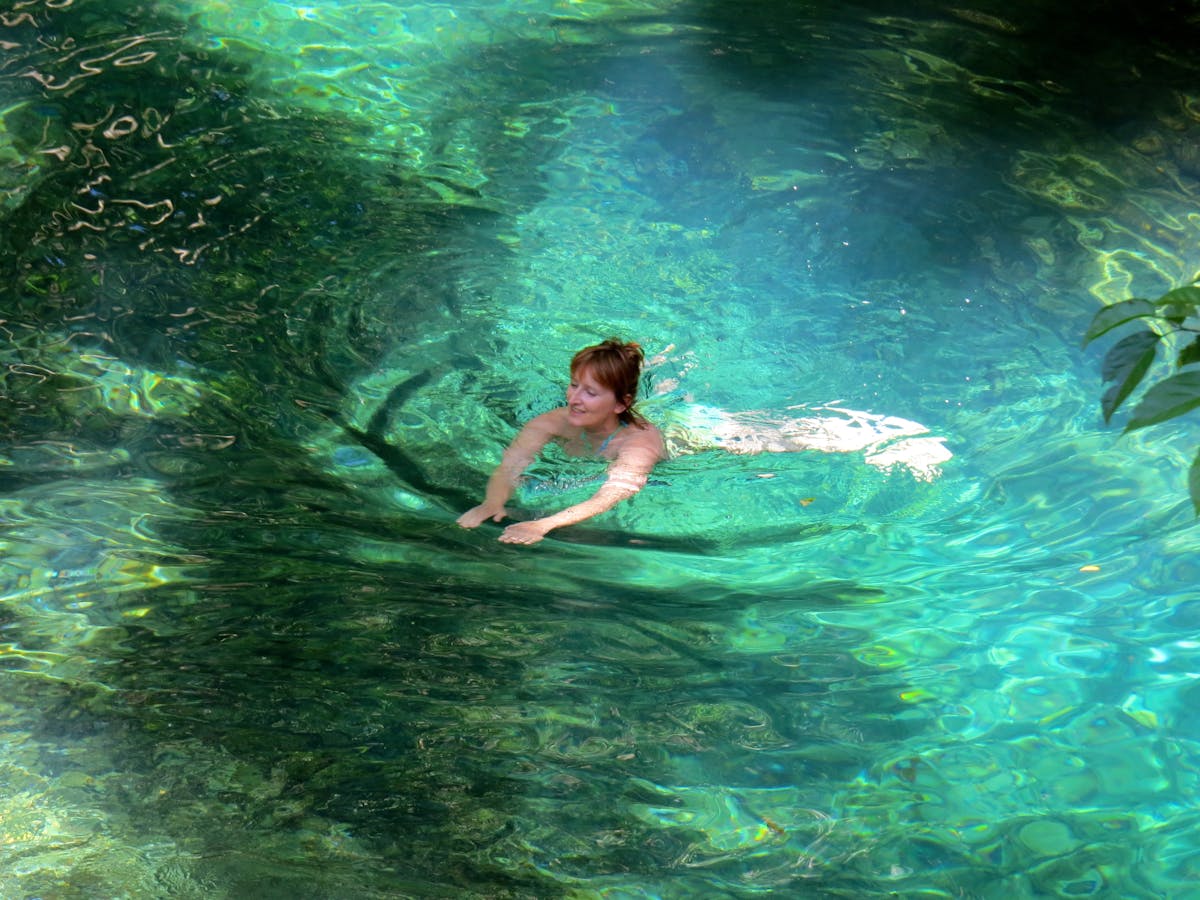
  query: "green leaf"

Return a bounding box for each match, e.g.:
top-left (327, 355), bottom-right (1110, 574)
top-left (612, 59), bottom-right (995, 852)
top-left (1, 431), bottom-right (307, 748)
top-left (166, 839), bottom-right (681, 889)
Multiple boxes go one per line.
top-left (1178, 335), bottom-right (1200, 369)
top-left (1100, 328), bottom-right (1159, 422)
top-left (1157, 286), bottom-right (1200, 326)
top-left (1082, 298), bottom-right (1158, 347)
top-left (1191, 451), bottom-right (1200, 516)
top-left (1125, 370), bottom-right (1200, 431)
top-left (1162, 306), bottom-right (1192, 326)
top-left (1155, 284), bottom-right (1200, 310)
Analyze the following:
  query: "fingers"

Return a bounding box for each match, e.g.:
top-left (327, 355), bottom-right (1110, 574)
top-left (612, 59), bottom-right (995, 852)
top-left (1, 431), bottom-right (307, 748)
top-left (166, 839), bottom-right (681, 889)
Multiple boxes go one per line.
top-left (457, 505), bottom-right (507, 528)
top-left (498, 525), bottom-right (544, 545)
top-left (499, 534), bottom-right (541, 545)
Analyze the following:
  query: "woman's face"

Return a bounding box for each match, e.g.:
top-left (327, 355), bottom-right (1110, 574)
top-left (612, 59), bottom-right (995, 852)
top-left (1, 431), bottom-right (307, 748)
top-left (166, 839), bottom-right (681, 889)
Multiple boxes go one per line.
top-left (566, 365), bottom-right (627, 429)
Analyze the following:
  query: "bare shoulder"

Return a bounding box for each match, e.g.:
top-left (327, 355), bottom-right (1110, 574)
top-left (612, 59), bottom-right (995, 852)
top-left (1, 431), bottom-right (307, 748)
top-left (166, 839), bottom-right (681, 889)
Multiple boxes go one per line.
top-left (631, 419), bottom-right (664, 443)
top-left (619, 420), bottom-right (666, 460)
top-left (505, 408), bottom-right (570, 462)
top-left (523, 407), bottom-right (571, 439)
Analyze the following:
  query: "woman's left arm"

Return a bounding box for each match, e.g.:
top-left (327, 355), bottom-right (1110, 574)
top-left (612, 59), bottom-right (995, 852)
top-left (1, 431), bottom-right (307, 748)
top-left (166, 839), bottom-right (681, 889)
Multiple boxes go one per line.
top-left (499, 434), bottom-right (662, 545)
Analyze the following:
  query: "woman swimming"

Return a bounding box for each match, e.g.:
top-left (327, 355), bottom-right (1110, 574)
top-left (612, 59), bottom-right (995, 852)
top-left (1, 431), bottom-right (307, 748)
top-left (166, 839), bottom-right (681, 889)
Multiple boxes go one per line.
top-left (458, 338), bottom-right (952, 544)
top-left (457, 339), bottom-right (665, 545)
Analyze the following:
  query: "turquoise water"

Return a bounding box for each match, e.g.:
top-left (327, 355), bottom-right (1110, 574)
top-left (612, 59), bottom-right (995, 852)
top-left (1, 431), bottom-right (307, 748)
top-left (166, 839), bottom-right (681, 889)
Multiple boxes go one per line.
top-left (3, 0), bottom-right (1200, 896)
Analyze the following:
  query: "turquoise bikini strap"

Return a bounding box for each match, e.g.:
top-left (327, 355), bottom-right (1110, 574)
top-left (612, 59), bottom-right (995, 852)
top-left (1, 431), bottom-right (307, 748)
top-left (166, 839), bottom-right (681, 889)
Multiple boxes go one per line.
top-left (596, 422), bottom-right (625, 454)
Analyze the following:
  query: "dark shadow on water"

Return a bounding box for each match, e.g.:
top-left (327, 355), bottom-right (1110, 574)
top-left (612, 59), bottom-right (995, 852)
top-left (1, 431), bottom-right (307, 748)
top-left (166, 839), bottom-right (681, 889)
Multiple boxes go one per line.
top-left (39, 562), bottom-right (892, 895)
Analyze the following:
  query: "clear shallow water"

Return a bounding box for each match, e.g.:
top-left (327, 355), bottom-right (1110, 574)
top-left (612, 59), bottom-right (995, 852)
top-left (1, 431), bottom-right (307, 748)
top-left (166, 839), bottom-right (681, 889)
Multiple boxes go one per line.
top-left (2, 0), bottom-right (1200, 896)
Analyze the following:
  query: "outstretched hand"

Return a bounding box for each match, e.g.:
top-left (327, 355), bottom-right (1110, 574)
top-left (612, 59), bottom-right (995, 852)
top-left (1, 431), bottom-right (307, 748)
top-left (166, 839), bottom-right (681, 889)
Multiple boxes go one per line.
top-left (456, 502), bottom-right (508, 529)
top-left (458, 503), bottom-right (550, 545)
top-left (499, 520), bottom-right (551, 545)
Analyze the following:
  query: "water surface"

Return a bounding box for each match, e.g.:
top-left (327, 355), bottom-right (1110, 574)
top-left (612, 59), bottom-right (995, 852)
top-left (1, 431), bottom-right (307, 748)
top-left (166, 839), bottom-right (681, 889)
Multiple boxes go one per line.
top-left (2, 0), bottom-right (1199, 896)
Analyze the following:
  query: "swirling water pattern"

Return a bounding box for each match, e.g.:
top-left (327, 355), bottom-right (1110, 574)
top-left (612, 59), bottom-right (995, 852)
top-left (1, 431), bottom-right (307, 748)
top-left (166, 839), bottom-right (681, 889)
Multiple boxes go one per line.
top-left (2, 0), bottom-right (1199, 896)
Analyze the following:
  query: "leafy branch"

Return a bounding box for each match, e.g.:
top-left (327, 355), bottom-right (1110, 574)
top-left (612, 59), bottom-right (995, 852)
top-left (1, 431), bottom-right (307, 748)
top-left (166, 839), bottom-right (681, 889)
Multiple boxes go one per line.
top-left (1082, 282), bottom-right (1200, 514)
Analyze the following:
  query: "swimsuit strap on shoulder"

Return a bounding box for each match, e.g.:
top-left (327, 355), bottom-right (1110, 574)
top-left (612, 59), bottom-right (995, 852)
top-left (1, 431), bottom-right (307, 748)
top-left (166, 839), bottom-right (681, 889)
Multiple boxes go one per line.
top-left (596, 422), bottom-right (625, 454)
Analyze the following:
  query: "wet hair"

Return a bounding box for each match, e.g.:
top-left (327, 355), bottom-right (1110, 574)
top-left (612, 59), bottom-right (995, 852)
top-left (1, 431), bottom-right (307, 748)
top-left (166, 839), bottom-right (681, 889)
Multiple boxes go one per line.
top-left (570, 338), bottom-right (646, 426)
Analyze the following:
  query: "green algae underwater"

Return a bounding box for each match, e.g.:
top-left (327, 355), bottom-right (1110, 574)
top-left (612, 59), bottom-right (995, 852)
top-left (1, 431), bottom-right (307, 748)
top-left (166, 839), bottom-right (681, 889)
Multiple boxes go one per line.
top-left (2, 0), bottom-right (1200, 896)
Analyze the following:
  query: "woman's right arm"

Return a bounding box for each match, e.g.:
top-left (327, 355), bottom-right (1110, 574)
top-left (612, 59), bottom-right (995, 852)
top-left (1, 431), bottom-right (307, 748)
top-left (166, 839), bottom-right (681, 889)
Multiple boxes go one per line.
top-left (457, 410), bottom-right (563, 528)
